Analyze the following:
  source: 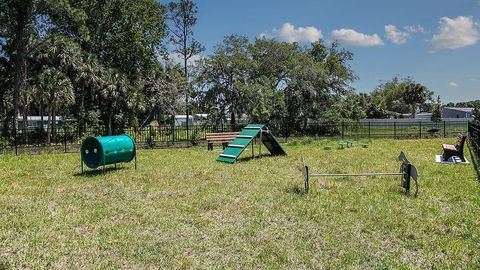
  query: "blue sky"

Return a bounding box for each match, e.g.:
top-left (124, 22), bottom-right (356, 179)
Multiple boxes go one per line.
top-left (182, 0), bottom-right (480, 103)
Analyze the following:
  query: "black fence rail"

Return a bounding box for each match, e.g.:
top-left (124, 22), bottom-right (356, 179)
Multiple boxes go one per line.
top-left (0, 120), bottom-right (470, 155)
top-left (468, 121), bottom-right (480, 178)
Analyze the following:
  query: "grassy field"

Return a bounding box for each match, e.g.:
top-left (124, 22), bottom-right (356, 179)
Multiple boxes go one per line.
top-left (1, 138), bottom-right (479, 269)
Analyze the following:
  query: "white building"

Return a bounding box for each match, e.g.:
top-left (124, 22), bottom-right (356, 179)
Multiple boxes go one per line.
top-left (174, 115), bottom-right (194, 126)
top-left (441, 107), bottom-right (474, 118)
top-left (17, 116), bottom-right (72, 129)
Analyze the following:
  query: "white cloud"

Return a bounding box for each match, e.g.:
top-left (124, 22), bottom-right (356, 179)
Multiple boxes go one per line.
top-left (260, 22), bottom-right (322, 43)
top-left (384, 25), bottom-right (410, 44)
top-left (431, 16), bottom-right (479, 50)
top-left (404, 25), bottom-right (427, 34)
top-left (448, 82), bottom-right (460, 88)
top-left (329, 28), bottom-right (384, 46)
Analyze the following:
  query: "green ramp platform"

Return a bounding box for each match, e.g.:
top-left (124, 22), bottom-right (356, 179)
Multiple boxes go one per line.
top-left (217, 124), bottom-right (286, 163)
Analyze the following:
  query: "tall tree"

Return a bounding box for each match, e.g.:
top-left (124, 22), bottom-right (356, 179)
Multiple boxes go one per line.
top-left (1, 0), bottom-right (88, 132)
top-left (403, 83), bottom-right (431, 118)
top-left (197, 35), bottom-right (250, 126)
top-left (37, 68), bottom-right (74, 143)
top-left (167, 0), bottom-right (204, 138)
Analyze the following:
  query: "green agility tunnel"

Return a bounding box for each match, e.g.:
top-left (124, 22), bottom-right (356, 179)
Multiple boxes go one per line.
top-left (81, 135), bottom-right (136, 169)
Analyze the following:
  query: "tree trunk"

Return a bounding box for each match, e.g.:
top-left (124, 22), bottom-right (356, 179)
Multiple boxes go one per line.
top-left (184, 52), bottom-right (189, 144)
top-left (52, 104), bottom-right (56, 144)
top-left (13, 0), bottom-right (31, 132)
top-left (230, 109), bottom-right (236, 127)
top-left (0, 89), bottom-right (5, 133)
top-left (22, 91), bottom-right (28, 128)
top-left (40, 97), bottom-right (44, 144)
top-left (411, 104), bottom-right (416, 119)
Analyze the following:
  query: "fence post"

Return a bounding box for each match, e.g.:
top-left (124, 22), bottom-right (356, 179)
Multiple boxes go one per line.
top-left (394, 122), bottom-right (396, 139)
top-left (443, 121), bottom-right (446, 138)
top-left (149, 125), bottom-right (153, 148)
top-left (64, 126), bottom-right (67, 153)
top-left (368, 122), bottom-right (371, 141)
top-left (171, 118), bottom-right (175, 145)
top-left (419, 121), bottom-right (422, 139)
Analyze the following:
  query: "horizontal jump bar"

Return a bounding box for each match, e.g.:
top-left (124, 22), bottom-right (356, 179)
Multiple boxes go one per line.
top-left (309, 172), bottom-right (405, 177)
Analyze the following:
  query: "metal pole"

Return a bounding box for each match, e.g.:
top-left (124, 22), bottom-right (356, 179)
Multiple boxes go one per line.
top-left (251, 137), bottom-right (254, 158)
top-left (149, 125), bottom-right (153, 148)
top-left (368, 122), bottom-right (371, 141)
top-left (309, 172), bottom-right (405, 177)
top-left (259, 130), bottom-right (263, 157)
top-left (102, 152), bottom-right (105, 174)
top-left (419, 121), bottom-right (422, 139)
top-left (394, 122), bottom-right (396, 139)
top-left (304, 165), bottom-right (309, 193)
top-left (64, 126), bottom-right (67, 153)
top-left (443, 121), bottom-right (446, 138)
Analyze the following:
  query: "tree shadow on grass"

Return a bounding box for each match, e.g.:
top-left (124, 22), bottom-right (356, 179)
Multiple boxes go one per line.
top-left (73, 166), bottom-right (127, 177)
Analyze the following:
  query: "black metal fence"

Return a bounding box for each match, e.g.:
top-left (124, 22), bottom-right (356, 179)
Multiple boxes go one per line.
top-left (468, 121), bottom-right (480, 178)
top-left (0, 120), bottom-right (470, 155)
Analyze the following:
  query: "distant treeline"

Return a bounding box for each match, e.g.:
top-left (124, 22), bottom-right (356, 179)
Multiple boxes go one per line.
top-left (1, 0), bottom-right (474, 141)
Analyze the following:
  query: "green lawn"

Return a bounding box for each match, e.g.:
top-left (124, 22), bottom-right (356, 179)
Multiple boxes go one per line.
top-left (1, 138), bottom-right (479, 269)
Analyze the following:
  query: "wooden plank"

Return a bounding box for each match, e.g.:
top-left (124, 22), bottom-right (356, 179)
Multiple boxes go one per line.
top-left (206, 132), bottom-right (240, 136)
top-left (207, 137), bottom-right (237, 142)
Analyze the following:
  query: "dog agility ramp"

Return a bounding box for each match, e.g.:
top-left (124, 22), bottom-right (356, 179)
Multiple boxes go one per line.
top-left (217, 124), bottom-right (286, 163)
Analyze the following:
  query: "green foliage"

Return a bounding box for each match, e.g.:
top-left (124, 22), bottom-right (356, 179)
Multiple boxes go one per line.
top-left (473, 107), bottom-right (480, 122)
top-left (431, 104), bottom-right (442, 122)
top-left (402, 82), bottom-right (432, 118)
top-left (198, 37), bottom-right (356, 131)
top-left (0, 0), bottom-right (445, 136)
top-left (447, 100), bottom-right (480, 108)
top-left (362, 77), bottom-right (434, 119)
top-left (167, 0), bottom-right (204, 77)
top-left (368, 76), bottom-right (411, 117)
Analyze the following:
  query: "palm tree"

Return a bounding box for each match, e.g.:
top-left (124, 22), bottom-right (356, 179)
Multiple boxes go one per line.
top-left (75, 55), bottom-right (103, 130)
top-left (402, 83), bottom-right (430, 119)
top-left (38, 68), bottom-right (74, 144)
top-left (100, 69), bottom-right (128, 135)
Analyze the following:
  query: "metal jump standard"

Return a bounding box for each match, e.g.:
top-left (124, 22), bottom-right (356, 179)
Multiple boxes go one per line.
top-left (301, 151), bottom-right (419, 196)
